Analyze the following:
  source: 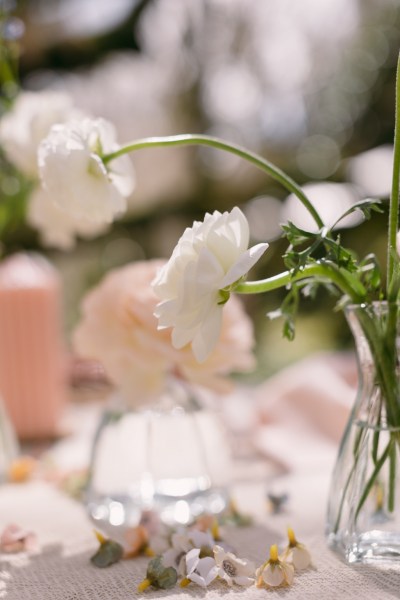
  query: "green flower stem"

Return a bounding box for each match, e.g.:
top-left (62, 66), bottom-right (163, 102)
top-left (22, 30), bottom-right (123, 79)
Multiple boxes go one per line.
top-left (235, 261), bottom-right (363, 303)
top-left (354, 439), bottom-right (391, 522)
top-left (355, 310), bottom-right (400, 425)
top-left (333, 425), bottom-right (367, 534)
top-left (389, 439), bottom-right (396, 512)
top-left (387, 52), bottom-right (400, 294)
top-left (102, 134), bottom-right (324, 229)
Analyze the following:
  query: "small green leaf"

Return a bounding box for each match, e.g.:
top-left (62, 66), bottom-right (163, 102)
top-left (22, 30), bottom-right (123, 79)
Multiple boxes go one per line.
top-left (330, 198), bottom-right (384, 230)
top-left (281, 221), bottom-right (317, 246)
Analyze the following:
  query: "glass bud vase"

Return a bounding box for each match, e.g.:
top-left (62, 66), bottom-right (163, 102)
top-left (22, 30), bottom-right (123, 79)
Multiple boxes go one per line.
top-left (326, 302), bottom-right (400, 563)
top-left (85, 380), bottom-right (231, 529)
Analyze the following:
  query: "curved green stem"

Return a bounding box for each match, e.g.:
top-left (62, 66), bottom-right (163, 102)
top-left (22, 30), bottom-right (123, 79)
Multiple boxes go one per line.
top-left (388, 52), bottom-right (400, 294)
top-left (234, 261), bottom-right (364, 303)
top-left (102, 134), bottom-right (324, 229)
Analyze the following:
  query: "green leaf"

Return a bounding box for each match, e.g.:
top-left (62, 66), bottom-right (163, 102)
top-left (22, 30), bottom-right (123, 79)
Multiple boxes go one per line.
top-left (280, 285), bottom-right (300, 341)
top-left (281, 221), bottom-right (317, 246)
top-left (330, 198), bottom-right (384, 230)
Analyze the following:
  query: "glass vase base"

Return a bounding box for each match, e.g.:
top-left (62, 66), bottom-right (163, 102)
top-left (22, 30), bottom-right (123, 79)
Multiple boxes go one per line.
top-left (86, 486), bottom-right (229, 528)
top-left (328, 531), bottom-right (400, 564)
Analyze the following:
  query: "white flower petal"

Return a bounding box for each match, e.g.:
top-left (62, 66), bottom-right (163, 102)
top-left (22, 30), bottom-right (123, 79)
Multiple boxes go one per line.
top-left (0, 90), bottom-right (80, 178)
top-left (291, 545), bottom-right (311, 570)
top-left (262, 564), bottom-right (285, 587)
top-left (153, 207), bottom-right (265, 362)
top-left (188, 556), bottom-right (219, 587)
top-left (188, 530), bottom-right (215, 549)
top-left (233, 575), bottom-right (255, 587)
top-left (38, 118), bottom-right (134, 224)
top-left (191, 304), bottom-right (223, 362)
top-left (186, 548), bottom-right (201, 575)
top-left (220, 243), bottom-right (269, 288)
top-left (27, 186), bottom-right (109, 250)
top-left (213, 545), bottom-right (225, 566)
top-left (282, 562), bottom-right (295, 584)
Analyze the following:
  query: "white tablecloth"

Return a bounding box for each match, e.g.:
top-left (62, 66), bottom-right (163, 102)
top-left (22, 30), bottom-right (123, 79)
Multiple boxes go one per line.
top-left (2, 355), bottom-right (400, 600)
top-left (2, 468), bottom-right (400, 599)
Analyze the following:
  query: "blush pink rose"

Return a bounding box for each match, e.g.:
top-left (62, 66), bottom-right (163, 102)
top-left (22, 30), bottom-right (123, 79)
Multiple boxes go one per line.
top-left (73, 260), bottom-right (255, 405)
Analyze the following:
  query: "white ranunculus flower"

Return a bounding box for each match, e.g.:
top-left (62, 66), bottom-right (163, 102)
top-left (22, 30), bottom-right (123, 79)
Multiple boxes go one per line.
top-left (38, 118), bottom-right (135, 224)
top-left (0, 90), bottom-right (79, 178)
top-left (27, 187), bottom-right (109, 250)
top-left (153, 207), bottom-right (268, 362)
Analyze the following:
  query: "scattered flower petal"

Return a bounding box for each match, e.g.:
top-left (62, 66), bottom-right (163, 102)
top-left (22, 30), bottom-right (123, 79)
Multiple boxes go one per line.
top-left (221, 498), bottom-right (253, 527)
top-left (282, 527), bottom-right (312, 570)
top-left (256, 544), bottom-right (294, 589)
top-left (123, 525), bottom-right (149, 558)
top-left (138, 556), bottom-right (178, 591)
top-left (7, 456), bottom-right (37, 483)
top-left (266, 491), bottom-right (289, 514)
top-left (0, 524), bottom-right (37, 553)
top-left (214, 545), bottom-right (255, 587)
top-left (90, 530), bottom-right (124, 568)
top-left (185, 548), bottom-right (218, 588)
top-left (162, 527), bottom-right (215, 576)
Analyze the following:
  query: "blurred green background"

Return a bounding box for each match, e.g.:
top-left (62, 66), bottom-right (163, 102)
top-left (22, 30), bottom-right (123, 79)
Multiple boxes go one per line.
top-left (0, 0), bottom-right (399, 379)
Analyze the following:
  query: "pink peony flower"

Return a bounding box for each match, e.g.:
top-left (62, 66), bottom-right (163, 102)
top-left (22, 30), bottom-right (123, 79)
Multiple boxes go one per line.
top-left (73, 260), bottom-right (255, 405)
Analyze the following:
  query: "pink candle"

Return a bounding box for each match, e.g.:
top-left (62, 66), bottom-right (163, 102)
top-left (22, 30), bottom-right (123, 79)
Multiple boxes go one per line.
top-left (0, 253), bottom-right (67, 439)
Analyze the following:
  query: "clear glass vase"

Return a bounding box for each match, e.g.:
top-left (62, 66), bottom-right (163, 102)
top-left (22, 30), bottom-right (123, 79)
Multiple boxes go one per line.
top-left (85, 380), bottom-right (231, 529)
top-left (326, 302), bottom-right (400, 563)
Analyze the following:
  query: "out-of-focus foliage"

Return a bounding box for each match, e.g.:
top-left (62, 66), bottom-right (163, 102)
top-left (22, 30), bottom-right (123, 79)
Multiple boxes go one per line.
top-left (1, 0), bottom-right (400, 372)
top-left (0, 1), bottom-right (35, 252)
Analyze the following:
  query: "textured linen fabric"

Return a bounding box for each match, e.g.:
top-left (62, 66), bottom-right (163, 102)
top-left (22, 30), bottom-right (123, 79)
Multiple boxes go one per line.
top-left (2, 353), bottom-right (400, 599)
top-left (1, 476), bottom-right (400, 600)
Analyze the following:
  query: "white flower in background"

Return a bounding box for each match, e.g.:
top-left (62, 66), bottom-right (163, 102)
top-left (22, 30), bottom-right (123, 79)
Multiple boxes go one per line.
top-left (153, 207), bottom-right (268, 362)
top-left (396, 231), bottom-right (400, 258)
top-left (282, 528), bottom-right (312, 571)
top-left (27, 187), bottom-right (109, 250)
top-left (213, 545), bottom-right (255, 587)
top-left (256, 544), bottom-right (294, 589)
top-left (0, 90), bottom-right (79, 178)
top-left (183, 548), bottom-right (218, 588)
top-left (38, 118), bottom-right (134, 224)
